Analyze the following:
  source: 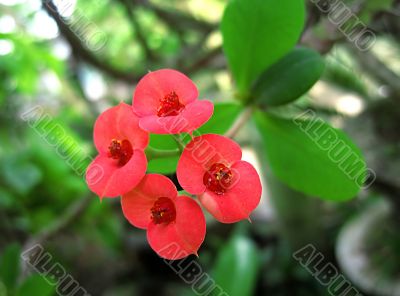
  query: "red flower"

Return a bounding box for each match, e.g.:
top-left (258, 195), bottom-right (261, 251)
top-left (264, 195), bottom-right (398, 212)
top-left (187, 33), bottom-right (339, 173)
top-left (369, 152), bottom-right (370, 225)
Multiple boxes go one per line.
top-left (121, 174), bottom-right (206, 259)
top-left (132, 69), bottom-right (214, 134)
top-left (177, 134), bottom-right (262, 223)
top-left (86, 103), bottom-right (149, 198)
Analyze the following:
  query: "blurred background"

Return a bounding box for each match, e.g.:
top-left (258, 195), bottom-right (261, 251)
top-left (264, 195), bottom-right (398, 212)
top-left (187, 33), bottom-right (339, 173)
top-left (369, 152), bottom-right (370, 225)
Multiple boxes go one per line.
top-left (1, 0), bottom-right (400, 295)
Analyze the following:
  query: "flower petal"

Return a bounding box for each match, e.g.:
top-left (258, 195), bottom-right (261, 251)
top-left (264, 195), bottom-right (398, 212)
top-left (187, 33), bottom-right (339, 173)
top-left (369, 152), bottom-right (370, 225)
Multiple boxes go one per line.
top-left (180, 100), bottom-right (214, 132)
top-left (94, 102), bottom-right (149, 154)
top-left (177, 134), bottom-right (242, 195)
top-left (138, 100), bottom-right (213, 134)
top-left (121, 174), bottom-right (178, 229)
top-left (86, 149), bottom-right (147, 198)
top-left (198, 160), bottom-right (262, 223)
top-left (138, 114), bottom-right (187, 135)
top-left (147, 195), bottom-right (206, 260)
top-left (133, 69), bottom-right (198, 116)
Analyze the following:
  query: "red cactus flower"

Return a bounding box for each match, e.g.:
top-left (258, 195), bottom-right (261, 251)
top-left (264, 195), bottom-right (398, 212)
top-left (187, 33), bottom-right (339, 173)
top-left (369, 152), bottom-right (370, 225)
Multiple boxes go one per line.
top-left (86, 103), bottom-right (149, 198)
top-left (132, 69), bottom-right (214, 134)
top-left (121, 174), bottom-right (206, 260)
top-left (177, 134), bottom-right (262, 223)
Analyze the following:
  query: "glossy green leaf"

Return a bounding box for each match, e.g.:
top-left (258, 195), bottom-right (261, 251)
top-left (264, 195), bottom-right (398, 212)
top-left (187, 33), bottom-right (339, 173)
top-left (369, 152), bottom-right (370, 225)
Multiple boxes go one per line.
top-left (253, 47), bottom-right (325, 106)
top-left (147, 156), bottom-right (180, 175)
top-left (197, 102), bottom-right (242, 135)
top-left (147, 134), bottom-right (180, 174)
top-left (221, 0), bottom-right (305, 95)
top-left (148, 134), bottom-right (178, 151)
top-left (17, 275), bottom-right (54, 296)
top-left (212, 234), bottom-right (259, 296)
top-left (0, 243), bottom-right (21, 292)
top-left (255, 111), bottom-right (367, 201)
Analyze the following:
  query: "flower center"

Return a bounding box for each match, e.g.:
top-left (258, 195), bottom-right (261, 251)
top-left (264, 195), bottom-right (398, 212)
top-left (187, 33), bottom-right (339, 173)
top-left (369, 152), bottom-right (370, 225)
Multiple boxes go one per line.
top-left (151, 197), bottom-right (176, 224)
top-left (203, 163), bottom-right (233, 195)
top-left (107, 139), bottom-right (133, 167)
top-left (157, 91), bottom-right (185, 117)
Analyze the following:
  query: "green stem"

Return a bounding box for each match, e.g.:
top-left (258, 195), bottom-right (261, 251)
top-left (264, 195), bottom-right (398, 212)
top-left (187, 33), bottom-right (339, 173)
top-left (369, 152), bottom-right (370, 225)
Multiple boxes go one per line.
top-left (145, 146), bottom-right (180, 160)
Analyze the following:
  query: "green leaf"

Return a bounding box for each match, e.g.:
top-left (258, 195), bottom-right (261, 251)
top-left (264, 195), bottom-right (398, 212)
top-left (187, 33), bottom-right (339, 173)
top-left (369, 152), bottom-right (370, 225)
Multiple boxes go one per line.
top-left (0, 243), bottom-right (21, 292)
top-left (0, 280), bottom-right (6, 296)
top-left (221, 0), bottom-right (305, 95)
top-left (212, 234), bottom-right (259, 296)
top-left (253, 47), bottom-right (325, 107)
top-left (197, 102), bottom-right (242, 135)
top-left (17, 275), bottom-right (54, 296)
top-left (147, 134), bottom-right (180, 174)
top-left (149, 134), bottom-right (178, 151)
top-left (147, 156), bottom-right (180, 175)
top-left (255, 111), bottom-right (366, 201)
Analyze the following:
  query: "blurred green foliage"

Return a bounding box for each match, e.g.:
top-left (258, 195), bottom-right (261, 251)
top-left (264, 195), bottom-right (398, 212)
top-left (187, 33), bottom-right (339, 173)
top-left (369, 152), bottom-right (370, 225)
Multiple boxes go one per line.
top-left (212, 228), bottom-right (260, 296)
top-left (0, 243), bottom-right (20, 293)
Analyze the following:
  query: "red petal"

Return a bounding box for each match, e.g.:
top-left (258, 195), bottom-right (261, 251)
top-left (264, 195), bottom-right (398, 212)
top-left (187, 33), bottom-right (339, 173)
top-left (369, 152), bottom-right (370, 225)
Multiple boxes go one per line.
top-left (133, 69), bottom-right (198, 116)
top-left (181, 100), bottom-right (214, 131)
top-left (94, 102), bottom-right (149, 155)
top-left (138, 100), bottom-right (213, 134)
top-left (121, 174), bottom-right (178, 229)
top-left (198, 161), bottom-right (262, 223)
top-left (86, 150), bottom-right (147, 198)
top-left (147, 195), bottom-right (206, 259)
top-left (177, 134), bottom-right (242, 195)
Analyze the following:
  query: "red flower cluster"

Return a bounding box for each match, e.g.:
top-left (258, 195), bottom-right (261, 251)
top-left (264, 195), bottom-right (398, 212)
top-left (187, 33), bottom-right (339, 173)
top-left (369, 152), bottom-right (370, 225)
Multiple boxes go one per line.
top-left (86, 69), bottom-right (262, 259)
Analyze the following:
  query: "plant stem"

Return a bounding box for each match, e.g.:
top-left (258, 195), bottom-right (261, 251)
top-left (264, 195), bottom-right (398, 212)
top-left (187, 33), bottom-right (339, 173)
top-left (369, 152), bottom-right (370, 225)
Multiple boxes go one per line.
top-left (145, 147), bottom-right (180, 160)
top-left (173, 135), bottom-right (185, 153)
top-left (225, 106), bottom-right (254, 139)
